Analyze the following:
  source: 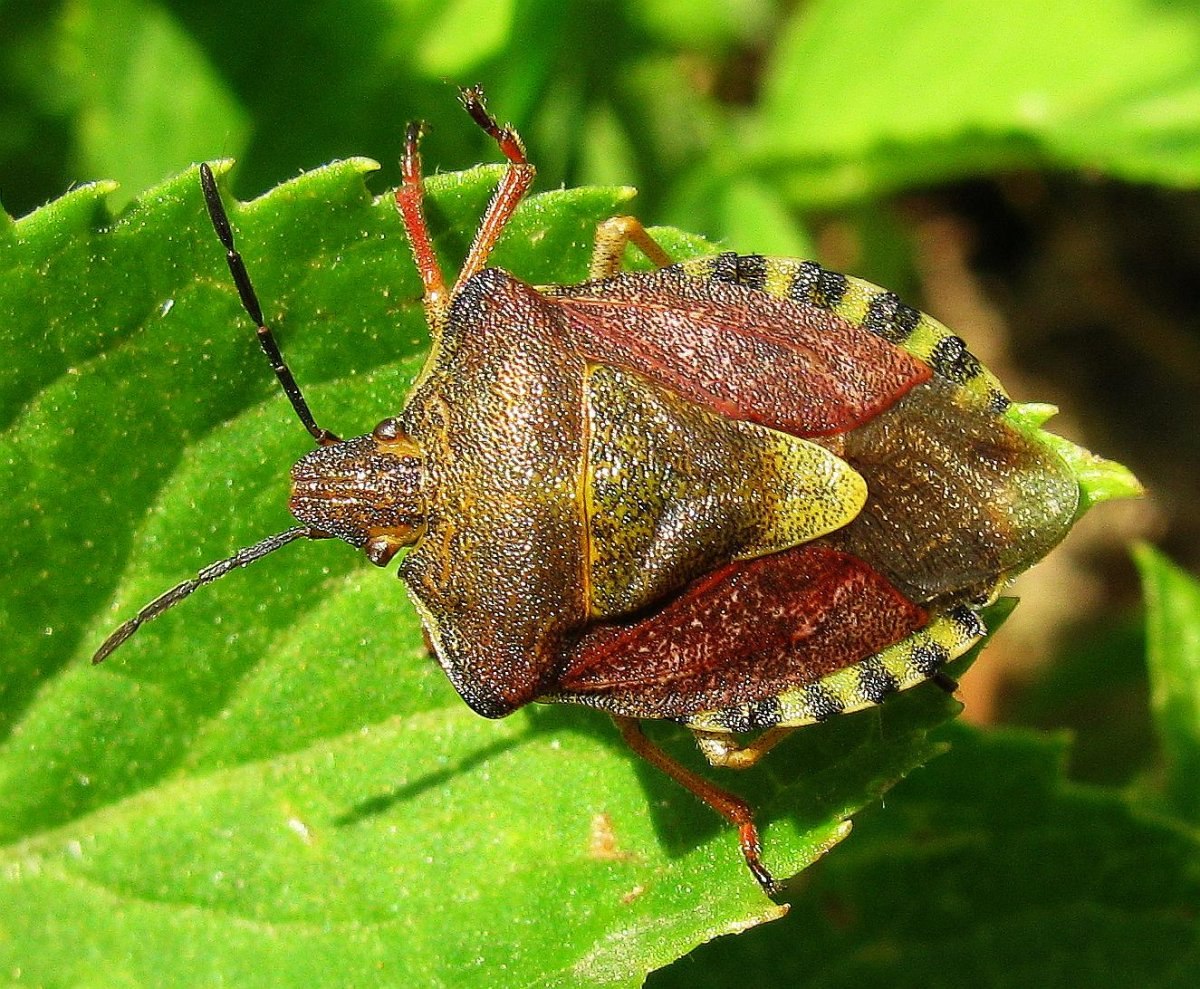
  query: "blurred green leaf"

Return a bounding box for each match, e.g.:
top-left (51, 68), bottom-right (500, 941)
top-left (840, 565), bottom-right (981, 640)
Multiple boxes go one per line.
top-left (627, 0), bottom-right (773, 52)
top-left (1135, 544), bottom-right (1200, 825)
top-left (60, 0), bottom-right (251, 209)
top-left (1002, 613), bottom-right (1152, 786)
top-left (416, 0), bottom-right (515, 75)
top-left (760, 0), bottom-right (1200, 205)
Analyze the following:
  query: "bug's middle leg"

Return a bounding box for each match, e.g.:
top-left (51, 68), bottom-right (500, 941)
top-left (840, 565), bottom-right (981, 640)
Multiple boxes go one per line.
top-left (589, 216), bottom-right (674, 280)
top-left (692, 727), bottom-right (797, 771)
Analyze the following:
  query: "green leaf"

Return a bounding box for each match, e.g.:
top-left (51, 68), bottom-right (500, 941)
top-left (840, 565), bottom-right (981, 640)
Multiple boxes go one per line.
top-left (650, 723), bottom-right (1200, 988)
top-left (1134, 545), bottom-right (1200, 825)
top-left (1002, 613), bottom-right (1152, 787)
top-left (1007, 402), bottom-right (1146, 513)
top-left (1, 164), bottom-right (988, 986)
top-left (760, 0), bottom-right (1200, 205)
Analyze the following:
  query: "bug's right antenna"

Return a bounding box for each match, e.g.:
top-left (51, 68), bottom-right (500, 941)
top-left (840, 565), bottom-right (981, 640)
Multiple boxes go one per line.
top-left (199, 163), bottom-right (339, 447)
top-left (92, 525), bottom-right (319, 664)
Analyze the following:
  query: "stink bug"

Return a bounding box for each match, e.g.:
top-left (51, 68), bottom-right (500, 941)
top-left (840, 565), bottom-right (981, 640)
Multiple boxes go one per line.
top-left (95, 87), bottom-right (1140, 893)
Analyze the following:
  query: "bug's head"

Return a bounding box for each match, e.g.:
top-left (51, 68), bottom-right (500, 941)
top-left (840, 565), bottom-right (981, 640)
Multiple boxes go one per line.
top-left (92, 417), bottom-right (426, 666)
top-left (288, 416), bottom-right (426, 567)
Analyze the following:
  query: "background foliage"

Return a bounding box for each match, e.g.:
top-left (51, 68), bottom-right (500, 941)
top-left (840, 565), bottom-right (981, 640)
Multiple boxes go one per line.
top-left (3, 0), bottom-right (1200, 985)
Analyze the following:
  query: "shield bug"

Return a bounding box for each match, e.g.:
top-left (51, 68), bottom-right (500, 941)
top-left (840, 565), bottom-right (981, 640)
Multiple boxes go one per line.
top-left (94, 86), bottom-right (1141, 894)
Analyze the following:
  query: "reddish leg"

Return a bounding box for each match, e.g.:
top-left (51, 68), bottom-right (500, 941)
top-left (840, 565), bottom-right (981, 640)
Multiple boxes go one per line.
top-left (453, 85), bottom-right (537, 294)
top-left (394, 121), bottom-right (450, 323)
top-left (613, 715), bottom-right (780, 895)
top-left (395, 87), bottom-right (536, 322)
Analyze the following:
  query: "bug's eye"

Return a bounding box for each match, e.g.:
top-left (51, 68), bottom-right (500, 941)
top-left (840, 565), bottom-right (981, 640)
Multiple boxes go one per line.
top-left (373, 417), bottom-right (402, 441)
top-left (365, 533), bottom-right (404, 567)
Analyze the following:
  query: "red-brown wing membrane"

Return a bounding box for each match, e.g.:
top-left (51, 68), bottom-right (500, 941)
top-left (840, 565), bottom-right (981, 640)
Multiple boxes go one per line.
top-left (557, 544), bottom-right (927, 719)
top-left (547, 267), bottom-right (930, 437)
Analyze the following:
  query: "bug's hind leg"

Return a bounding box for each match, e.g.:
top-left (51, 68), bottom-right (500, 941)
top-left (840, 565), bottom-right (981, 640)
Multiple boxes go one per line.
top-left (613, 715), bottom-right (779, 895)
top-left (693, 727), bottom-right (797, 771)
top-left (589, 216), bottom-right (674, 280)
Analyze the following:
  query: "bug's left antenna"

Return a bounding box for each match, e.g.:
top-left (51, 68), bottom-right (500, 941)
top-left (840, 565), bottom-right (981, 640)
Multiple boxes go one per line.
top-left (93, 526), bottom-right (317, 664)
top-left (199, 163), bottom-right (339, 447)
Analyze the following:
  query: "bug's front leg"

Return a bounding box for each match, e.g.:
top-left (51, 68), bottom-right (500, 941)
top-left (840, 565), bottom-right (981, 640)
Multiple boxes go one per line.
top-left (613, 715), bottom-right (779, 895)
top-left (589, 216), bottom-right (674, 280)
top-left (692, 727), bottom-right (797, 771)
top-left (395, 120), bottom-right (451, 328)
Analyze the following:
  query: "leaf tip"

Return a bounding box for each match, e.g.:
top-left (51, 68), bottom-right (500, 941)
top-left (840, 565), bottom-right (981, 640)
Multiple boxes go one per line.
top-left (12, 179), bottom-right (122, 237)
top-left (1008, 404), bottom-right (1145, 513)
top-left (201, 158), bottom-right (236, 182)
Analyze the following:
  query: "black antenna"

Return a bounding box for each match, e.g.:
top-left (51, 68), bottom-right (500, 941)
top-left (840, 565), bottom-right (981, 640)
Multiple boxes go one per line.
top-left (199, 163), bottom-right (339, 446)
top-left (92, 526), bottom-right (316, 664)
